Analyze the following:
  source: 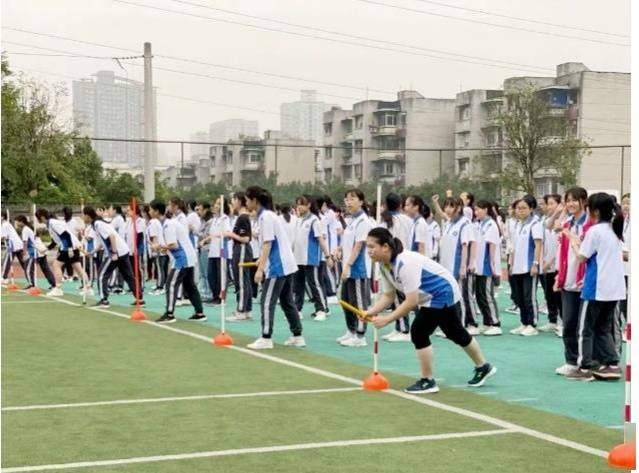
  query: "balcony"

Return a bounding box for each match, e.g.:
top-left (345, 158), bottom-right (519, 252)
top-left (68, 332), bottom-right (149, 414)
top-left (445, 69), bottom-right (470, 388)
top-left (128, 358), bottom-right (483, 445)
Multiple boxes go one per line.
top-left (242, 160), bottom-right (263, 171)
top-left (374, 150), bottom-right (404, 161)
top-left (342, 153), bottom-right (353, 163)
top-left (369, 125), bottom-right (399, 136)
top-left (481, 115), bottom-right (500, 129)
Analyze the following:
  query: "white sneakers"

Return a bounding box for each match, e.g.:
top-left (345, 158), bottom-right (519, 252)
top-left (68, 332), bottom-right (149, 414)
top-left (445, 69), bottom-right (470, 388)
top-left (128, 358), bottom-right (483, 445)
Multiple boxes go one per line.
top-left (505, 304), bottom-right (519, 314)
top-left (176, 299), bottom-right (191, 307)
top-left (386, 332), bottom-right (411, 342)
top-left (327, 296), bottom-right (339, 305)
top-left (46, 287), bottom-right (64, 297)
top-left (78, 287), bottom-right (93, 296)
top-left (314, 311), bottom-right (327, 322)
top-left (382, 330), bottom-right (400, 341)
top-left (520, 326), bottom-right (539, 337)
top-left (284, 336), bottom-right (306, 347)
top-left (466, 326), bottom-right (481, 336)
top-left (482, 326), bottom-right (503, 336)
top-left (150, 289), bottom-right (166, 296)
top-left (247, 338), bottom-right (273, 350)
top-left (538, 322), bottom-right (558, 333)
top-left (509, 325), bottom-right (526, 335)
top-left (340, 334), bottom-right (367, 347)
top-left (226, 312), bottom-right (252, 322)
top-left (555, 363), bottom-right (578, 376)
top-left (336, 331), bottom-right (353, 343)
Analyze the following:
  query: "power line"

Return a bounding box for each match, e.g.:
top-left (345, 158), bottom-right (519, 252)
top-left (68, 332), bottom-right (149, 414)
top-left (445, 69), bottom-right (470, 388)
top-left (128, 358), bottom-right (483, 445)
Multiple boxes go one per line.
top-left (2, 41), bottom-right (364, 101)
top-left (112, 0), bottom-right (554, 74)
top-left (2, 51), bottom-right (143, 60)
top-left (406, 0), bottom-right (629, 38)
top-left (1, 26), bottom-right (394, 95)
top-left (356, 0), bottom-right (629, 47)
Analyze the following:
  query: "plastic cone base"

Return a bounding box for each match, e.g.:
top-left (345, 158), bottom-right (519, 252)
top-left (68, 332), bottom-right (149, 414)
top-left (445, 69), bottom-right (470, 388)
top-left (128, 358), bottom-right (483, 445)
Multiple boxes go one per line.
top-left (130, 310), bottom-right (147, 321)
top-left (7, 283), bottom-right (19, 291)
top-left (213, 332), bottom-right (234, 346)
top-left (363, 372), bottom-right (390, 390)
top-left (28, 287), bottom-right (43, 295)
top-left (608, 443), bottom-right (636, 469)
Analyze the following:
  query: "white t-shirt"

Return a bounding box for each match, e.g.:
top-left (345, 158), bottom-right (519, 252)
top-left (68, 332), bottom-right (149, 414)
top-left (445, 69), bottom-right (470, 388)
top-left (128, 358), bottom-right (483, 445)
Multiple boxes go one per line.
top-left (579, 222), bottom-right (626, 301)
top-left (2, 221), bottom-right (24, 251)
top-left (279, 214), bottom-right (298, 248)
top-left (293, 213), bottom-right (323, 266)
top-left (186, 211), bottom-right (201, 247)
top-left (427, 219), bottom-right (441, 259)
top-left (21, 226), bottom-right (36, 257)
top-left (208, 215), bottom-right (232, 258)
top-left (48, 218), bottom-right (80, 251)
top-left (380, 251), bottom-right (461, 309)
top-left (258, 209), bottom-right (298, 278)
top-left (93, 220), bottom-right (129, 257)
top-left (322, 209), bottom-right (340, 253)
top-left (406, 215), bottom-right (430, 256)
top-left (147, 218), bottom-right (165, 248)
top-left (250, 217), bottom-right (261, 258)
top-left (511, 216), bottom-right (543, 275)
top-left (474, 218), bottom-right (501, 277)
top-left (439, 216), bottom-right (472, 279)
top-left (622, 217), bottom-right (630, 275)
top-left (124, 217), bottom-right (146, 254)
top-left (110, 214), bottom-right (126, 240)
top-left (542, 216), bottom-right (560, 273)
top-left (341, 210), bottom-right (373, 279)
top-left (163, 217), bottom-right (197, 269)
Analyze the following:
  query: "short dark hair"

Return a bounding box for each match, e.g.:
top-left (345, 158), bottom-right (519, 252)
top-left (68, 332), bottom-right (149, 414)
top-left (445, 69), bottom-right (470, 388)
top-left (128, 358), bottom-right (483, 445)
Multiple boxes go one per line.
top-left (150, 199), bottom-right (167, 215)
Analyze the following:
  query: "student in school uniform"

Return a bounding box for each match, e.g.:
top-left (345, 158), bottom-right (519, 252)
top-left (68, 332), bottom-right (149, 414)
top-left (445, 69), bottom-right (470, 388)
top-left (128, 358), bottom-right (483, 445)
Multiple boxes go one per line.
top-left (503, 200), bottom-right (521, 314)
top-left (146, 205), bottom-right (168, 296)
top-left (509, 195), bottom-right (543, 337)
top-left (425, 205), bottom-right (441, 262)
top-left (1, 211), bottom-right (24, 285)
top-left (337, 189), bottom-right (373, 348)
top-left (292, 195), bottom-right (332, 322)
top-left (14, 215), bottom-right (37, 289)
top-left (168, 197), bottom-right (192, 306)
top-left (34, 227), bottom-right (56, 289)
top-left (249, 211), bottom-right (261, 299)
top-left (224, 192), bottom-right (254, 322)
top-left (195, 202), bottom-right (213, 302)
top-left (279, 203), bottom-right (297, 246)
top-left (107, 205), bottom-right (126, 293)
top-left (124, 202), bottom-right (146, 300)
top-left (380, 193), bottom-right (416, 342)
top-left (538, 194), bottom-right (563, 333)
top-left (431, 195), bottom-right (478, 333)
top-left (619, 193), bottom-right (630, 336)
top-left (472, 201), bottom-right (502, 335)
top-left (149, 200), bottom-right (205, 323)
top-left (365, 227), bottom-right (497, 394)
top-left (199, 197), bottom-right (231, 306)
top-left (245, 186), bottom-right (305, 350)
top-left (35, 208), bottom-right (89, 297)
top-left (82, 207), bottom-right (144, 308)
top-left (566, 193), bottom-right (625, 381)
top-left (317, 195), bottom-right (340, 304)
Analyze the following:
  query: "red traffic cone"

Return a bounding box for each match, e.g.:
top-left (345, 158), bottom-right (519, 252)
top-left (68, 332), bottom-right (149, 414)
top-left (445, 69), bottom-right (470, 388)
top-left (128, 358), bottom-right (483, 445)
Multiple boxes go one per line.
top-left (213, 332), bottom-right (234, 346)
top-left (608, 443), bottom-right (636, 470)
top-left (28, 287), bottom-right (43, 295)
top-left (363, 371), bottom-right (390, 391)
top-left (7, 282), bottom-right (19, 291)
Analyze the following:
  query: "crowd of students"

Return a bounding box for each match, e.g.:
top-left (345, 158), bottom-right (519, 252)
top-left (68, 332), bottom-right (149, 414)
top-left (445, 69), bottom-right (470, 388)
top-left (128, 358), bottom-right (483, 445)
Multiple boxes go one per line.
top-left (1, 186), bottom-right (629, 391)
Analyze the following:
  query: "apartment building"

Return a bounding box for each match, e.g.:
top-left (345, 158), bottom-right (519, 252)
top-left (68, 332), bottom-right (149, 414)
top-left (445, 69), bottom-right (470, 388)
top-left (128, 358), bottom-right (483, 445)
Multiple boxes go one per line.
top-left (322, 90), bottom-right (455, 186)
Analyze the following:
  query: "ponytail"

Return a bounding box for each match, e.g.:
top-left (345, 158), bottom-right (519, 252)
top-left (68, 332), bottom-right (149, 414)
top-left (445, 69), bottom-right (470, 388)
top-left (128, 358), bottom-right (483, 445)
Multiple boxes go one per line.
top-left (613, 206), bottom-right (625, 241)
top-left (368, 227), bottom-right (404, 260)
top-left (588, 192), bottom-right (625, 240)
top-left (381, 193), bottom-right (401, 229)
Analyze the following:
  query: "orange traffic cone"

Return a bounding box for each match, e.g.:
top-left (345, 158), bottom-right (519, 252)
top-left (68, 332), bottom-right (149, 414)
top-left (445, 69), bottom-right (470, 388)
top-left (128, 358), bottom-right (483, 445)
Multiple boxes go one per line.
top-left (608, 442), bottom-right (636, 470)
top-left (130, 310), bottom-right (147, 322)
top-left (363, 371), bottom-right (390, 391)
top-left (28, 287), bottom-right (42, 295)
top-left (213, 332), bottom-right (234, 346)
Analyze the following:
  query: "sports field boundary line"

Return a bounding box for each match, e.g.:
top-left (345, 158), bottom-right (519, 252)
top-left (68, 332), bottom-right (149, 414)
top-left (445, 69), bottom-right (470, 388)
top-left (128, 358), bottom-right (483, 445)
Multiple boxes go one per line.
top-left (2, 387), bottom-right (361, 412)
top-left (36, 295), bottom-right (609, 459)
top-left (1, 429), bottom-right (511, 472)
top-left (1, 301), bottom-right (52, 304)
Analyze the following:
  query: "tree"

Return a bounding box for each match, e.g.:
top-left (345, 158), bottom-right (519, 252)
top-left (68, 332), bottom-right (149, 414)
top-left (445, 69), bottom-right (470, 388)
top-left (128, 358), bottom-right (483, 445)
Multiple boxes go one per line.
top-left (94, 170), bottom-right (142, 204)
top-left (1, 57), bottom-right (103, 204)
top-left (493, 84), bottom-right (588, 195)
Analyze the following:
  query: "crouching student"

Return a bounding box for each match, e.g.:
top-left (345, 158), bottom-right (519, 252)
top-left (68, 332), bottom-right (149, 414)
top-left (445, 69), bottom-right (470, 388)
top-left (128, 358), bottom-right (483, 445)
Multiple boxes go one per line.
top-left (364, 227), bottom-right (496, 394)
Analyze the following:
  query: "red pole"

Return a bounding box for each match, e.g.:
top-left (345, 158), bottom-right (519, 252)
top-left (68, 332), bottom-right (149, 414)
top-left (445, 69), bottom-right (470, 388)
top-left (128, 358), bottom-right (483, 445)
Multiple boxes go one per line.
top-left (129, 197), bottom-right (146, 321)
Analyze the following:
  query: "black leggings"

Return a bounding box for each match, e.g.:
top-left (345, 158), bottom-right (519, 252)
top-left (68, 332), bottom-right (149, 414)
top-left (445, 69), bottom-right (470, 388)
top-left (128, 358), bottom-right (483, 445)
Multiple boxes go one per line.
top-left (410, 303), bottom-right (473, 350)
top-left (231, 244), bottom-right (253, 312)
top-left (37, 256), bottom-right (56, 287)
top-left (540, 271), bottom-right (562, 323)
top-left (98, 255), bottom-right (139, 301)
top-left (165, 266), bottom-right (203, 315)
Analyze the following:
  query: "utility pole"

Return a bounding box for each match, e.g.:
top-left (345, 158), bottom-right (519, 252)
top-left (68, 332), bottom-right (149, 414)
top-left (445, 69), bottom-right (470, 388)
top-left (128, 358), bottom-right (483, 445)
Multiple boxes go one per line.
top-left (143, 42), bottom-right (155, 202)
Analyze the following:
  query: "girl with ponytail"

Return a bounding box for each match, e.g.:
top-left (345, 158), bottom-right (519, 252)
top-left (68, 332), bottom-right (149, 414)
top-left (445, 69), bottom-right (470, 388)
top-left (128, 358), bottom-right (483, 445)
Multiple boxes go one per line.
top-left (364, 227), bottom-right (496, 394)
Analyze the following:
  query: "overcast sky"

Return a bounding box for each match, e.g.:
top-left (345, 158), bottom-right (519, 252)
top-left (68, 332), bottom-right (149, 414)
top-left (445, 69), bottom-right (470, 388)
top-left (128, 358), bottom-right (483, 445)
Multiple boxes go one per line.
top-left (1, 0), bottom-right (631, 163)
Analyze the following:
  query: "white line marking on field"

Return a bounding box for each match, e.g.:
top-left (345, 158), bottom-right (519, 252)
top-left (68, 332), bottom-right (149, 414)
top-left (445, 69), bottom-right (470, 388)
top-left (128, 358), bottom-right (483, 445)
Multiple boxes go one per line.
top-left (1, 429), bottom-right (511, 472)
top-left (507, 398), bottom-right (538, 403)
top-left (2, 301), bottom-right (51, 304)
top-left (2, 387), bottom-right (361, 412)
top-left (606, 425), bottom-right (624, 430)
top-left (38, 295), bottom-right (610, 459)
top-left (477, 391), bottom-right (498, 396)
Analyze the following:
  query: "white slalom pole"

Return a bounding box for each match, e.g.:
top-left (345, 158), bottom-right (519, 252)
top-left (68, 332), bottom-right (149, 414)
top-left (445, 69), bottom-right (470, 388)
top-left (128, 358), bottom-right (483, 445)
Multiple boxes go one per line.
top-left (31, 203), bottom-right (38, 290)
top-left (373, 183), bottom-right (382, 373)
top-left (7, 208), bottom-right (17, 289)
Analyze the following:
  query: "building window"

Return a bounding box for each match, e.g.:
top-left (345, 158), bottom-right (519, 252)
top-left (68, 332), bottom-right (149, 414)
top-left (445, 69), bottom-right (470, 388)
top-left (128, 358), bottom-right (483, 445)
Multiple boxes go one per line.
top-left (343, 166), bottom-right (352, 179)
top-left (384, 163), bottom-right (394, 174)
top-left (247, 153), bottom-right (261, 163)
top-left (324, 168), bottom-right (332, 181)
top-left (458, 105), bottom-right (470, 121)
top-left (324, 146), bottom-right (332, 159)
top-left (324, 123), bottom-right (332, 136)
top-left (354, 115), bottom-right (363, 129)
top-left (354, 164), bottom-right (362, 179)
top-left (458, 158), bottom-right (470, 174)
top-left (380, 113), bottom-right (396, 126)
top-left (354, 140), bottom-right (363, 155)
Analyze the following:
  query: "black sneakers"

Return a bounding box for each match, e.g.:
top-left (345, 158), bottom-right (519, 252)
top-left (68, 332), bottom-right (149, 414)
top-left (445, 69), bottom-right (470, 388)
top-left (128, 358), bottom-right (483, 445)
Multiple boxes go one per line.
top-left (404, 378), bottom-right (439, 394)
top-left (156, 313), bottom-right (176, 324)
top-left (94, 299), bottom-right (110, 308)
top-left (188, 313), bottom-right (207, 321)
top-left (468, 363), bottom-right (497, 387)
